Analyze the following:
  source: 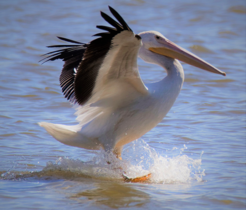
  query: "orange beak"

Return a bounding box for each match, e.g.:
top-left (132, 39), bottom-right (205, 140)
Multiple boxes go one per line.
top-left (149, 39), bottom-right (226, 76)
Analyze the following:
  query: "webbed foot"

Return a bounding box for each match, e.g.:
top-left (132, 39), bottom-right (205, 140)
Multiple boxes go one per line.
top-left (122, 173), bottom-right (151, 183)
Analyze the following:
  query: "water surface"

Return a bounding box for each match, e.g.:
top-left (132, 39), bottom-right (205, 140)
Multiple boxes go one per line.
top-left (0, 0), bottom-right (245, 209)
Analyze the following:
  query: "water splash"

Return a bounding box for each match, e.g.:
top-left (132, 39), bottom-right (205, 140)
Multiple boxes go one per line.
top-left (1, 139), bottom-right (205, 183)
top-left (123, 140), bottom-right (205, 183)
top-left (41, 139), bottom-right (205, 183)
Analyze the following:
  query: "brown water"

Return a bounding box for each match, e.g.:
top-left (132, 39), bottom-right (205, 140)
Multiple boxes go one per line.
top-left (0, 0), bottom-right (245, 209)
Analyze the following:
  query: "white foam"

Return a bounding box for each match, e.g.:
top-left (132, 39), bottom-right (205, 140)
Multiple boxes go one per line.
top-left (42, 139), bottom-right (205, 184)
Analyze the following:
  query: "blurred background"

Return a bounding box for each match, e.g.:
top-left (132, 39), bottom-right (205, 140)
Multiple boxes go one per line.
top-left (0, 0), bottom-right (245, 209)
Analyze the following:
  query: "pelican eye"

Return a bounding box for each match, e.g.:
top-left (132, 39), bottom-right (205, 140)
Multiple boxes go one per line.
top-left (155, 35), bottom-right (160, 40)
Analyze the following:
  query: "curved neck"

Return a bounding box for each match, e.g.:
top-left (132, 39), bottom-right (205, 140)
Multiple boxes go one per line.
top-left (147, 56), bottom-right (185, 111)
top-left (139, 48), bottom-right (185, 95)
top-left (152, 56), bottom-right (185, 91)
top-left (151, 57), bottom-right (185, 121)
top-left (161, 57), bottom-right (184, 85)
top-left (139, 48), bottom-right (184, 86)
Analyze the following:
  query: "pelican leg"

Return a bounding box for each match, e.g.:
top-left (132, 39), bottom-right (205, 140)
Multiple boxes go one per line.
top-left (113, 146), bottom-right (151, 182)
top-left (113, 146), bottom-right (123, 160)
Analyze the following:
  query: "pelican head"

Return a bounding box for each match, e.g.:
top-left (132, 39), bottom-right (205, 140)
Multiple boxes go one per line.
top-left (139, 31), bottom-right (226, 76)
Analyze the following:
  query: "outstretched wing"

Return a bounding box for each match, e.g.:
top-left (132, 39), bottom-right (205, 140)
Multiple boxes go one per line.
top-left (41, 6), bottom-right (148, 106)
top-left (75, 6), bottom-right (148, 106)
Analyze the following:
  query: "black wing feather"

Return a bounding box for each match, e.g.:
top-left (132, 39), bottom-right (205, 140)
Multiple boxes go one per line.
top-left (100, 11), bottom-right (123, 31)
top-left (47, 45), bottom-right (80, 48)
top-left (108, 6), bottom-right (132, 31)
top-left (41, 6), bottom-right (136, 105)
top-left (96, 25), bottom-right (117, 33)
top-left (74, 6), bottom-right (134, 105)
top-left (40, 37), bottom-right (88, 102)
top-left (57, 36), bottom-right (83, 44)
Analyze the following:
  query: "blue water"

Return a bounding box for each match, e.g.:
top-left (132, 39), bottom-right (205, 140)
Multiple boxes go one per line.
top-left (0, 0), bottom-right (245, 209)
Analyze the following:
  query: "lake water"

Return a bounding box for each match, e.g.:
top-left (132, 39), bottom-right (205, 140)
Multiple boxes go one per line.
top-left (0, 0), bottom-right (245, 209)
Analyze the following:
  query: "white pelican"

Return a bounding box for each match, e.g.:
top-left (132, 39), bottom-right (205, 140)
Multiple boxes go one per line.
top-left (39, 6), bottom-right (225, 181)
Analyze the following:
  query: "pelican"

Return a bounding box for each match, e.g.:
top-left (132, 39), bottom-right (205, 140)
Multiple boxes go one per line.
top-left (39, 6), bottom-right (225, 181)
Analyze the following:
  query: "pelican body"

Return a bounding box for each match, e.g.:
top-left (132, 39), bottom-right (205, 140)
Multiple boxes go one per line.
top-left (39, 7), bottom-right (225, 159)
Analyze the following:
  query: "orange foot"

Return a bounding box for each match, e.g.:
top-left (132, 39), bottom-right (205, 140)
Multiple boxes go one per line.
top-left (123, 173), bottom-right (151, 183)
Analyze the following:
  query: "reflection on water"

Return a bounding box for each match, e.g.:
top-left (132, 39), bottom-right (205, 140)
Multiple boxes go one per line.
top-left (70, 182), bottom-right (150, 208)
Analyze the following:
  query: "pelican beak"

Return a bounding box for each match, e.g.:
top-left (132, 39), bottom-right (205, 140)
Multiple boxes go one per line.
top-left (149, 40), bottom-right (226, 76)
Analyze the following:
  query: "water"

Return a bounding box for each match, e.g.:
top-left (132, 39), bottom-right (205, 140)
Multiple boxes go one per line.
top-left (0, 0), bottom-right (245, 209)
